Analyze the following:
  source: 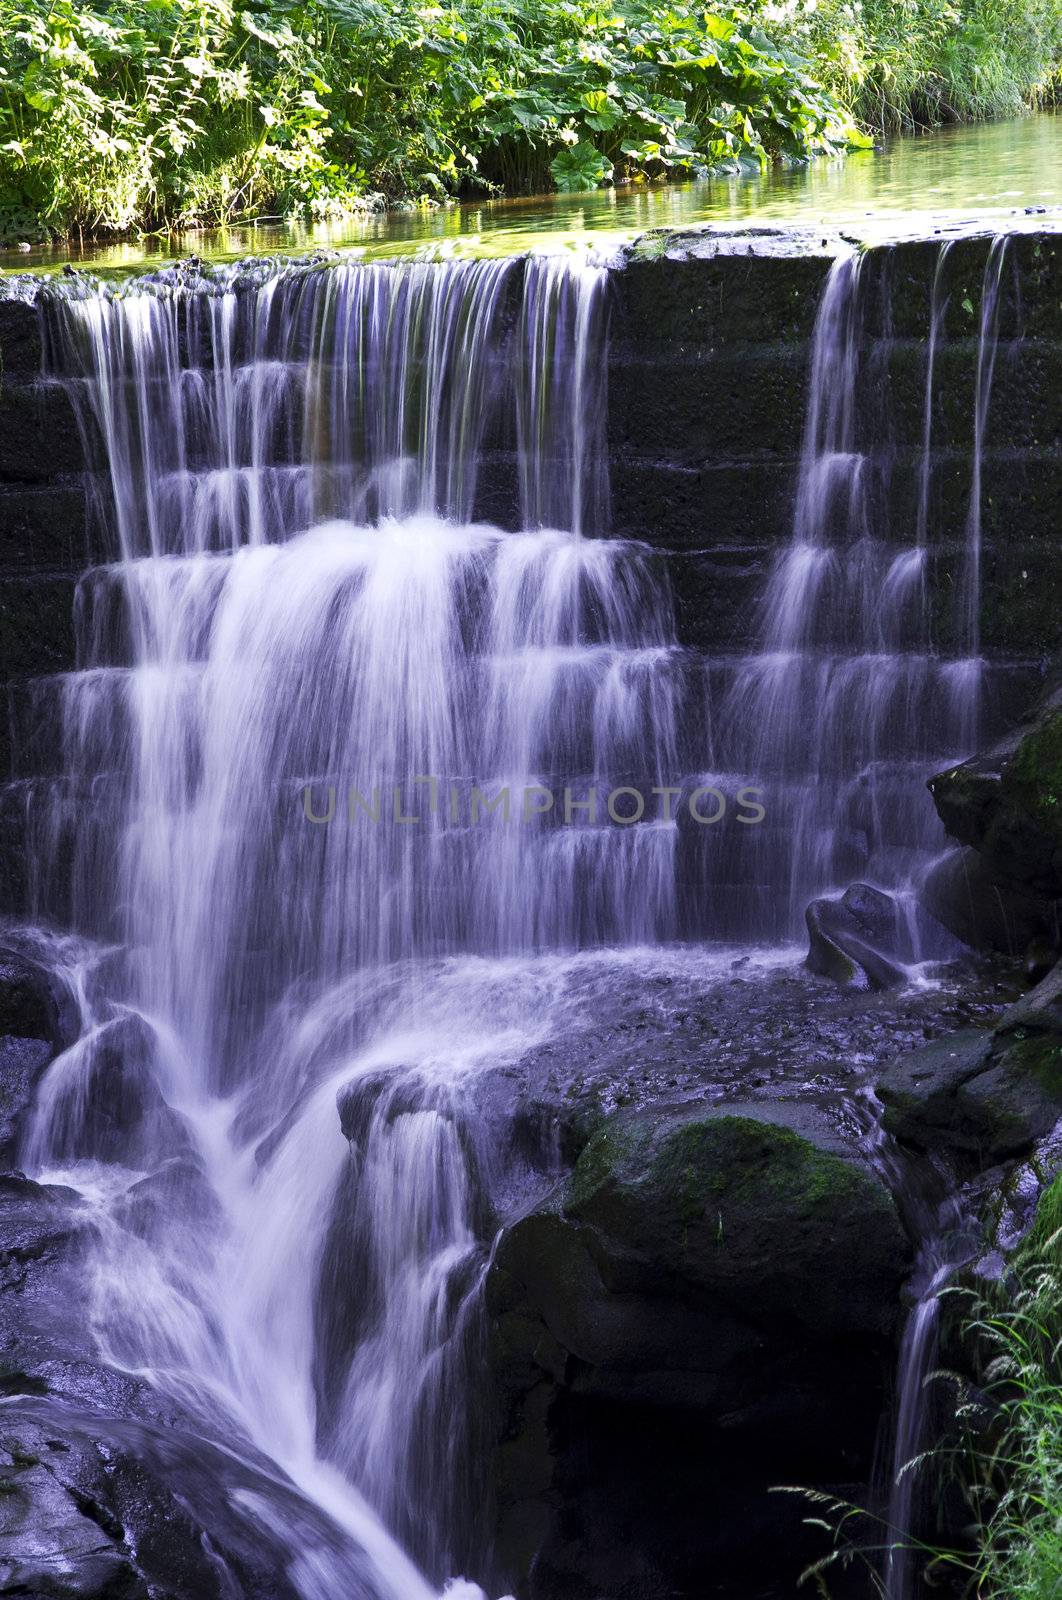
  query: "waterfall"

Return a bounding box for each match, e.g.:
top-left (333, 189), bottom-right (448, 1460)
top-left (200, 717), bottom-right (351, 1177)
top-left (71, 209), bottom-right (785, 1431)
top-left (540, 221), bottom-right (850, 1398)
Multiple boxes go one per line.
top-left (20, 251), bottom-right (690, 1598)
top-left (714, 252), bottom-right (937, 939)
top-left (884, 1257), bottom-right (949, 1600)
top-left (7, 234), bottom-right (1016, 1596)
top-left (914, 241), bottom-right (953, 551)
top-left (957, 235), bottom-right (1009, 746)
top-left (710, 237), bottom-right (1012, 943)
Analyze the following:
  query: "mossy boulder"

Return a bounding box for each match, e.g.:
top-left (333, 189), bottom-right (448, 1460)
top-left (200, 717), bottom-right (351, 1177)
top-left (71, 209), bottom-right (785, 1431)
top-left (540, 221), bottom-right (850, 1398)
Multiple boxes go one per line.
top-left (877, 1024), bottom-right (1062, 1165)
top-left (486, 1101), bottom-right (909, 1596)
top-left (563, 1105), bottom-right (906, 1338)
top-left (929, 692), bottom-right (1062, 904)
top-left (1007, 709), bottom-right (1062, 842)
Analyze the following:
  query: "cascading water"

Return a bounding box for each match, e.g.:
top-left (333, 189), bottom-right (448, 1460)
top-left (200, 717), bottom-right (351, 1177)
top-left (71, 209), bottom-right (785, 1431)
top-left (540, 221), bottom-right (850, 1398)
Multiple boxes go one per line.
top-left (710, 238), bottom-right (1011, 948)
top-left (872, 236), bottom-right (1013, 1600)
top-left (958, 235), bottom-right (1010, 729)
top-left (5, 231), bottom-right (1018, 1598)
top-left (18, 250), bottom-right (693, 1599)
top-left (914, 240), bottom-right (953, 551)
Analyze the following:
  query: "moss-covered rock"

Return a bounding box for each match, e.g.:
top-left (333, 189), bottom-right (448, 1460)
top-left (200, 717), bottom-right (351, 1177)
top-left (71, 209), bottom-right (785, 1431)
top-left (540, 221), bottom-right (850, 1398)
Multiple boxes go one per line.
top-left (929, 689), bottom-right (1062, 905)
top-left (877, 1023), bottom-right (1062, 1165)
top-left (486, 1100), bottom-right (909, 1597)
top-left (564, 1104), bottom-right (906, 1336)
top-left (1007, 708), bottom-right (1062, 839)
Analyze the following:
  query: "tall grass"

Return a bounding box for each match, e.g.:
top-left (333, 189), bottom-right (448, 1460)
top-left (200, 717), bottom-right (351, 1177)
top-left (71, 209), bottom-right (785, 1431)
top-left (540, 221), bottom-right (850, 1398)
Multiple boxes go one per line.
top-left (950, 1184), bottom-right (1062, 1600)
top-left (780, 0), bottom-right (1062, 134)
top-left (783, 1178), bottom-right (1062, 1598)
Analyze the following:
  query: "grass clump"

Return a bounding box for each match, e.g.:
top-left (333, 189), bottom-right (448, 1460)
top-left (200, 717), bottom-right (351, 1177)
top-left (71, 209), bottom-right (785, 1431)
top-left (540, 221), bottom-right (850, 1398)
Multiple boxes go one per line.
top-left (791, 0), bottom-right (1062, 134)
top-left (952, 1187), bottom-right (1062, 1599)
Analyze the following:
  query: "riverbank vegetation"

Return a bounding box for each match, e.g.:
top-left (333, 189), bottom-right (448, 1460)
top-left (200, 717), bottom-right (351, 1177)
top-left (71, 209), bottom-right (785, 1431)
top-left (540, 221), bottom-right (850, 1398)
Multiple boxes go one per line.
top-left (944, 1183), bottom-right (1062, 1599)
top-left (795, 1178), bottom-right (1062, 1597)
top-left (0, 0), bottom-right (1059, 240)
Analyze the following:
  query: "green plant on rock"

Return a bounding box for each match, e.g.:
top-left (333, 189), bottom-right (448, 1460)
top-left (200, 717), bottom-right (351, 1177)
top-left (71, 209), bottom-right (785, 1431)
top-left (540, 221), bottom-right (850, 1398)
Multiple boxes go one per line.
top-left (931, 1201), bottom-right (1062, 1600)
top-left (781, 1169), bottom-right (1062, 1598)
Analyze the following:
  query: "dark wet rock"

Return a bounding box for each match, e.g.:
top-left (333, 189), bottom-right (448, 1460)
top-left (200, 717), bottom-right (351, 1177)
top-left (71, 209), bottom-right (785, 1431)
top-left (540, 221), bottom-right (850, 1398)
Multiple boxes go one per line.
top-left (43, 1014), bottom-right (191, 1168)
top-left (336, 1070), bottom-right (435, 1146)
top-left (0, 1037), bottom-right (53, 1166)
top-left (0, 1413), bottom-right (147, 1598)
top-left (0, 948), bottom-right (62, 1045)
top-left (0, 1172), bottom-right (113, 1393)
top-left (0, 943), bottom-right (65, 1166)
top-left (878, 1024), bottom-right (1062, 1164)
top-left (920, 845), bottom-right (1057, 956)
top-left (111, 1157), bottom-right (220, 1244)
top-left (805, 882), bottom-right (909, 989)
top-left (0, 1396), bottom-right (338, 1600)
top-left (929, 688), bottom-right (1062, 905)
top-left (486, 1100), bottom-right (908, 1595)
top-left (994, 954), bottom-right (1062, 1036)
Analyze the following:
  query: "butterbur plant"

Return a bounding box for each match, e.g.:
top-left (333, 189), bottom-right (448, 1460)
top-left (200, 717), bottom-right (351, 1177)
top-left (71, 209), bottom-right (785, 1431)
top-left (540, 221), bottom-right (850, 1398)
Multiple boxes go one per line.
top-left (549, 141), bottom-right (614, 192)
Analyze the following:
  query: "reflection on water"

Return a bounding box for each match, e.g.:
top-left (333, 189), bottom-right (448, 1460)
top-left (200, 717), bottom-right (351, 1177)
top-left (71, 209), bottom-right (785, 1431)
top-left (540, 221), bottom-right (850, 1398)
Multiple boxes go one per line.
top-left (3, 111), bottom-right (1060, 274)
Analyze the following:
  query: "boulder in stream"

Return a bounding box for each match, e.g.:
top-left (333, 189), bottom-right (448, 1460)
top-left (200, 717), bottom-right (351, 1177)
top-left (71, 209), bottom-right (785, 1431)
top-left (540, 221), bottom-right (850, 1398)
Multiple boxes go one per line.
top-left (805, 882), bottom-right (910, 989)
top-left (486, 1099), bottom-right (909, 1596)
top-left (877, 1016), bottom-right (1062, 1166)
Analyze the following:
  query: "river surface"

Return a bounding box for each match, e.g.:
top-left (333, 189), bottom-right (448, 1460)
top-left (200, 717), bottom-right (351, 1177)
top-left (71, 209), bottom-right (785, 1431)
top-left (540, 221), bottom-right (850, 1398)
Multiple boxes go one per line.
top-left (2, 111), bottom-right (1060, 276)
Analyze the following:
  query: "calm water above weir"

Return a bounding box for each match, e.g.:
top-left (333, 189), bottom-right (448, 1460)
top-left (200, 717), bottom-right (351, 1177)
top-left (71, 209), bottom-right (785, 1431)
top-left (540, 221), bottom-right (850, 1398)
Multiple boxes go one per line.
top-left (3, 111), bottom-right (1060, 275)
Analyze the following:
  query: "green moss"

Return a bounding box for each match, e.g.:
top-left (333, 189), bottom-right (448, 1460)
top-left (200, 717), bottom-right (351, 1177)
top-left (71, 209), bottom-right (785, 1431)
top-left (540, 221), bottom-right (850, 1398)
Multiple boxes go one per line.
top-left (1000, 1030), bottom-right (1062, 1096)
top-left (571, 1108), bottom-right (878, 1242)
top-left (567, 1121), bottom-right (641, 1212)
top-left (1006, 711), bottom-right (1062, 839)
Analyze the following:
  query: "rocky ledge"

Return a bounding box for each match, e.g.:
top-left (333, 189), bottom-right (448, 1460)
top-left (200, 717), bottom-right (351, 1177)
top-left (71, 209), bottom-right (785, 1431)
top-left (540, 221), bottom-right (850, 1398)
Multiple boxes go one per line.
top-left (486, 1098), bottom-right (908, 1598)
top-left (926, 683), bottom-right (1062, 954)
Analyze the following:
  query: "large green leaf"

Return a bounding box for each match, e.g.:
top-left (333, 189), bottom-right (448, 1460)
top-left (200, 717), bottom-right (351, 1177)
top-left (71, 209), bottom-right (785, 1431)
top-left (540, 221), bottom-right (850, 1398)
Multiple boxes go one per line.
top-left (549, 137), bottom-right (612, 189)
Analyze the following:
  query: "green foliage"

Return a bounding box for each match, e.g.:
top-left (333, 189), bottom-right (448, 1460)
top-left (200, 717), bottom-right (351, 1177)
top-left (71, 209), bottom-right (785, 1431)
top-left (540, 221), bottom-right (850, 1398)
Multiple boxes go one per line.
top-left (781, 1181), bottom-right (1062, 1598)
top-left (941, 1206), bottom-right (1062, 1600)
top-left (782, 0), bottom-right (1062, 133)
top-left (0, 0), bottom-right (1059, 238)
top-left (550, 142), bottom-right (614, 193)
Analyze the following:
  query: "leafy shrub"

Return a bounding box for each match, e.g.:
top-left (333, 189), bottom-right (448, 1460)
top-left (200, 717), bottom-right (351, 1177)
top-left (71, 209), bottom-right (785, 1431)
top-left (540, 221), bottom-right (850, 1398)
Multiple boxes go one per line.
top-left (0, 0), bottom-right (1058, 239)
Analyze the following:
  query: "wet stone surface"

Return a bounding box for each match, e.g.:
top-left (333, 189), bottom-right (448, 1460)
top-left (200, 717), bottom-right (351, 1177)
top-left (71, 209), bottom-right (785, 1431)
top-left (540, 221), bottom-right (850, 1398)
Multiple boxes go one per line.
top-left (487, 948), bottom-right (1025, 1174)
